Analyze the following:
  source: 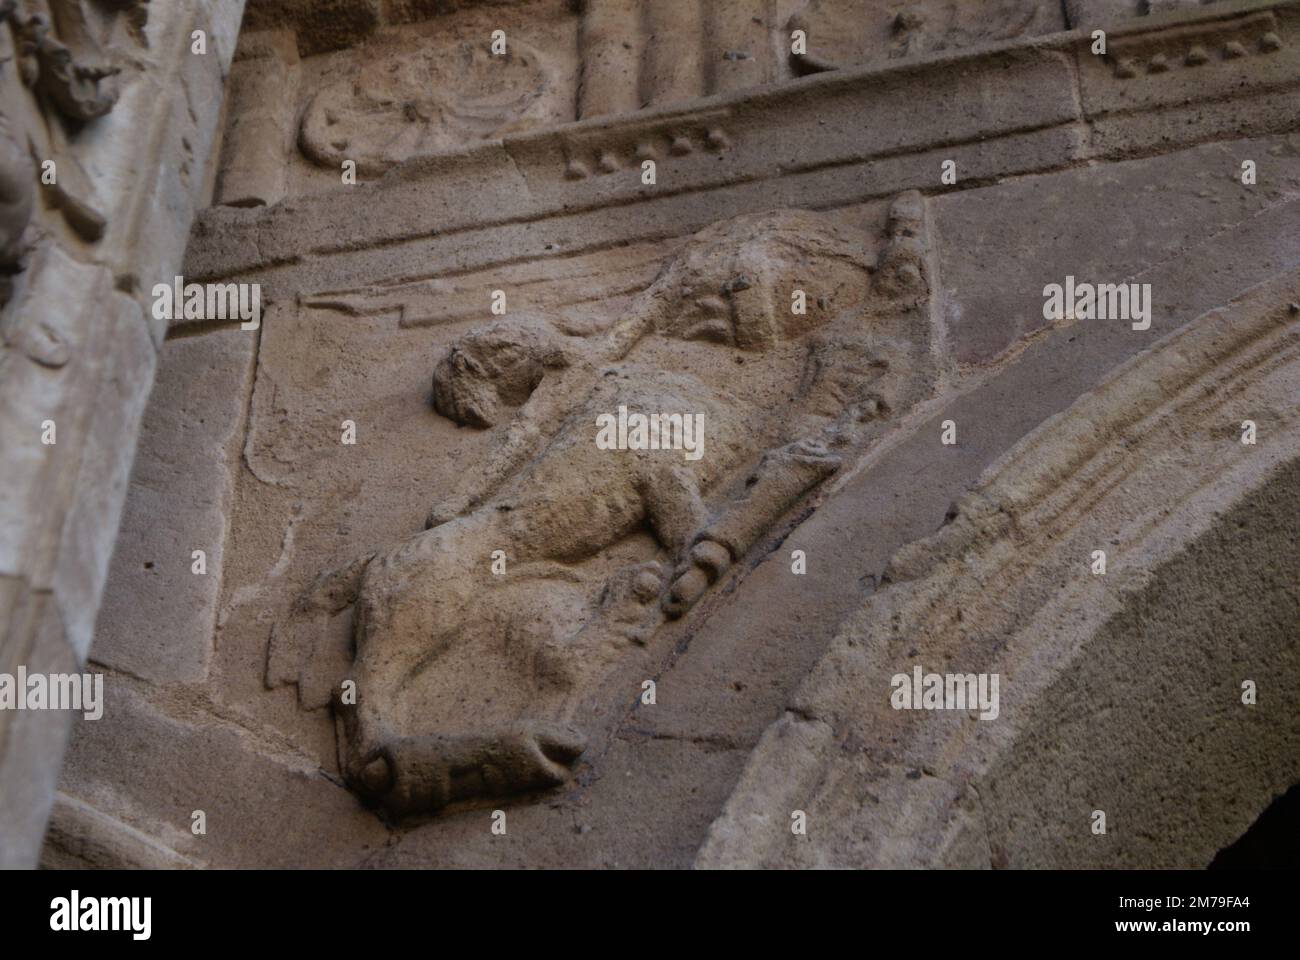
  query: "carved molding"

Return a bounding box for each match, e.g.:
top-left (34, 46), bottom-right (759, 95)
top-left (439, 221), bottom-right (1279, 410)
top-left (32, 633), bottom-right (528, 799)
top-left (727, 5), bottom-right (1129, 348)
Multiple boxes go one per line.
top-left (698, 270), bottom-right (1300, 868)
top-left (1107, 9), bottom-right (1283, 77)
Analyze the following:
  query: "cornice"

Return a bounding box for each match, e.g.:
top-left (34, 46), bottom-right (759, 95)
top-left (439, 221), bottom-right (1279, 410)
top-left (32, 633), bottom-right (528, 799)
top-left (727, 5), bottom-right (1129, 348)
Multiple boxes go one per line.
top-left (186, 0), bottom-right (1300, 298)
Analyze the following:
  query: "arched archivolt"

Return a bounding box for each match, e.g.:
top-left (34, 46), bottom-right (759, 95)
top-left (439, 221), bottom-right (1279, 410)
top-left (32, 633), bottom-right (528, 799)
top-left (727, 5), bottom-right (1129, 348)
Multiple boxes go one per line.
top-left (698, 268), bottom-right (1300, 868)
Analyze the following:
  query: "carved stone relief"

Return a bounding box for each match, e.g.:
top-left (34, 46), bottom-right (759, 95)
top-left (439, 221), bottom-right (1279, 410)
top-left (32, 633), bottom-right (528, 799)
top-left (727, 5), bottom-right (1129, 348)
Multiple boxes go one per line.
top-left (38, 0), bottom-right (1300, 873)
top-left (0, 112), bottom-right (35, 302)
top-left (1104, 9), bottom-right (1284, 79)
top-left (300, 35), bottom-right (568, 175)
top-left (0, 0), bottom-right (148, 293)
top-left (268, 196), bottom-right (940, 817)
top-left (10, 0), bottom-right (142, 122)
top-left (226, 0), bottom-right (1075, 198)
top-left (788, 0), bottom-right (1062, 75)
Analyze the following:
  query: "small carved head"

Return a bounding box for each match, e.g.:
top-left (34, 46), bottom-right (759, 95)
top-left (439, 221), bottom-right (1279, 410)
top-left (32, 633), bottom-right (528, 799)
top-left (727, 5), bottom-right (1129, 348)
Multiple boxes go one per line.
top-left (650, 209), bottom-right (875, 350)
top-left (431, 318), bottom-right (562, 427)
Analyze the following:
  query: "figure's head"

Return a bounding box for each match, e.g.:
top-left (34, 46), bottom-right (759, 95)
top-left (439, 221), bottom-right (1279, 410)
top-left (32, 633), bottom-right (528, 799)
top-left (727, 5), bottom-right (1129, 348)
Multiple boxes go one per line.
top-left (647, 209), bottom-right (875, 351)
top-left (873, 190), bottom-right (929, 303)
top-left (432, 318), bottom-right (560, 427)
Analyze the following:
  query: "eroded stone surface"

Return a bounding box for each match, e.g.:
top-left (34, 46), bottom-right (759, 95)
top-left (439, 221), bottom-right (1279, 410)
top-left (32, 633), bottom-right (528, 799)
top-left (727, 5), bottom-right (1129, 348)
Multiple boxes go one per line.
top-left (93, 327), bottom-right (256, 684)
top-left (0, 0), bottom-right (246, 867)
top-left (35, 0), bottom-right (1300, 870)
top-left (699, 274), bottom-right (1300, 868)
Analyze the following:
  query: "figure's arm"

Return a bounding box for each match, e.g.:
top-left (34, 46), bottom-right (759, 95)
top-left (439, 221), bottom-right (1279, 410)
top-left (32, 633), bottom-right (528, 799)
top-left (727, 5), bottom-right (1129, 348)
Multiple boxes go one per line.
top-left (595, 287), bottom-right (670, 362)
top-left (427, 288), bottom-right (666, 522)
top-left (426, 364), bottom-right (590, 527)
top-left (662, 438), bottom-right (841, 617)
top-left (660, 324), bottom-right (900, 615)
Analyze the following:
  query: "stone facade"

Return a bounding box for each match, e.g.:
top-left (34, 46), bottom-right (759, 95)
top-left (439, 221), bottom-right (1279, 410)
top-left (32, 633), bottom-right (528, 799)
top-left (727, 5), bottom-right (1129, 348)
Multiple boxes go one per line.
top-left (4, 0), bottom-right (1296, 868)
top-left (0, 0), bottom-right (245, 868)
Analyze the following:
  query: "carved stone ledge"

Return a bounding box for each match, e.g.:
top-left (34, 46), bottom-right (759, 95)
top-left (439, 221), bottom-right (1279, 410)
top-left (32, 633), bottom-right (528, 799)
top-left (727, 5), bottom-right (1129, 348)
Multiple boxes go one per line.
top-left (186, 2), bottom-right (1300, 298)
top-left (1106, 9), bottom-right (1284, 78)
top-left (560, 122), bottom-right (732, 181)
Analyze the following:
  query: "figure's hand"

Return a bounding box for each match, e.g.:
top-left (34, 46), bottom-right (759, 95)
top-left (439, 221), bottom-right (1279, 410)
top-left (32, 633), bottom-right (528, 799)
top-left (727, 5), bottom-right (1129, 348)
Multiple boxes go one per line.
top-left (425, 495), bottom-right (473, 529)
top-left (664, 566), bottom-right (709, 618)
top-left (663, 540), bottom-right (731, 618)
top-left (785, 437), bottom-right (843, 474)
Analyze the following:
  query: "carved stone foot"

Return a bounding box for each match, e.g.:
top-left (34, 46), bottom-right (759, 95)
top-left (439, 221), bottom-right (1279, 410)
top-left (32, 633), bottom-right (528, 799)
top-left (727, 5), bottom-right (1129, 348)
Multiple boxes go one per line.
top-left (596, 561), bottom-right (667, 644)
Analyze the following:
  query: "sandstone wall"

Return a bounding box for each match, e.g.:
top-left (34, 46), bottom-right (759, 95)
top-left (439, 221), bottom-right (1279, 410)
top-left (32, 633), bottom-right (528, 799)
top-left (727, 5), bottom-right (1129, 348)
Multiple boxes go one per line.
top-left (35, 0), bottom-right (1300, 868)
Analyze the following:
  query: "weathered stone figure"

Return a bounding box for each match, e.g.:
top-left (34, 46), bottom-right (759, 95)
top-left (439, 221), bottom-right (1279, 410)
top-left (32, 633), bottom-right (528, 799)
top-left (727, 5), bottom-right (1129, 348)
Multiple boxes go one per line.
top-left (0, 113), bottom-right (33, 304)
top-left (299, 196), bottom-right (937, 818)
